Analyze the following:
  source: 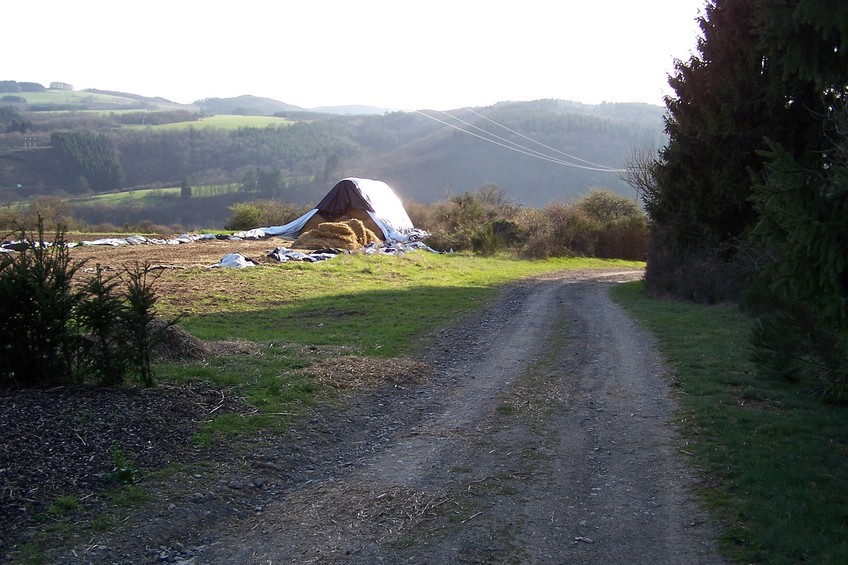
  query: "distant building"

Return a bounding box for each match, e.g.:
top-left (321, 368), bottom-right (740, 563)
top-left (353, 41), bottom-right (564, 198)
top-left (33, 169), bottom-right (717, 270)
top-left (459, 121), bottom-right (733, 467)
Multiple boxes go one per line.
top-left (49, 82), bottom-right (73, 91)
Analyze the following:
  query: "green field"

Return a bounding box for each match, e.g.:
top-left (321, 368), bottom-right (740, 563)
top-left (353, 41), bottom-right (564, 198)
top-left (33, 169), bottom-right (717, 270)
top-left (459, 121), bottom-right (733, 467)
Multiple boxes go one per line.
top-left (134, 114), bottom-right (294, 131)
top-left (69, 184), bottom-right (246, 206)
top-left (5, 89), bottom-right (183, 109)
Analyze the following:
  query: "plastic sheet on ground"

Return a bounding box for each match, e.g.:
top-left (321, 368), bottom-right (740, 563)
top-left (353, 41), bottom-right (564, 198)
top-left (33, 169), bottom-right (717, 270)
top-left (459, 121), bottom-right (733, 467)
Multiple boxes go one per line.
top-left (208, 253), bottom-right (257, 269)
top-left (267, 247), bottom-right (343, 263)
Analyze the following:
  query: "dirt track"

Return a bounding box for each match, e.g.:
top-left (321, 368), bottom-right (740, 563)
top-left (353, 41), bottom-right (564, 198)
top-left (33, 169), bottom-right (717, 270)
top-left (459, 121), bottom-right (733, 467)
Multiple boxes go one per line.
top-left (44, 267), bottom-right (726, 563)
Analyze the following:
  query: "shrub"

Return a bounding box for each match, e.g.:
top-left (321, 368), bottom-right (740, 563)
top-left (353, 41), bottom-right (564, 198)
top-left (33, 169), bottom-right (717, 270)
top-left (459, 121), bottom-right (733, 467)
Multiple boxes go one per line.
top-left (224, 202), bottom-right (263, 231)
top-left (224, 200), bottom-right (309, 231)
top-left (577, 190), bottom-right (648, 260)
top-left (75, 265), bottom-right (129, 386)
top-left (0, 220), bottom-right (85, 385)
top-left (415, 185), bottom-right (520, 253)
top-left (519, 202), bottom-right (599, 258)
top-left (0, 221), bottom-right (175, 387)
top-left (645, 224), bottom-right (744, 303)
top-left (121, 262), bottom-right (177, 387)
top-left (596, 215), bottom-right (648, 260)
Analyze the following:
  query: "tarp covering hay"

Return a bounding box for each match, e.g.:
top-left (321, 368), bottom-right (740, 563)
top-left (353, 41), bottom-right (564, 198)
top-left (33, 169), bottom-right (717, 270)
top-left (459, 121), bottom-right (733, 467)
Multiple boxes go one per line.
top-left (303, 356), bottom-right (432, 389)
top-left (255, 178), bottom-right (420, 242)
top-left (293, 218), bottom-right (381, 250)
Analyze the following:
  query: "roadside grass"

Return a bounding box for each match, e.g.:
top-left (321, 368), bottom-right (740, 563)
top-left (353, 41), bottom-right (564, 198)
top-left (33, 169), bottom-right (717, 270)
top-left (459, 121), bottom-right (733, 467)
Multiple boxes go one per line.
top-left (156, 254), bottom-right (642, 443)
top-left (611, 281), bottom-right (848, 565)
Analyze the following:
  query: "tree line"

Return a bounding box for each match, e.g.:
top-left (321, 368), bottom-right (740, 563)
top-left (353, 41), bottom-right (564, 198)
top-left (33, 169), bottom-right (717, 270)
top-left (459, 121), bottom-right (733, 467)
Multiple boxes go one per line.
top-left (628, 0), bottom-right (847, 399)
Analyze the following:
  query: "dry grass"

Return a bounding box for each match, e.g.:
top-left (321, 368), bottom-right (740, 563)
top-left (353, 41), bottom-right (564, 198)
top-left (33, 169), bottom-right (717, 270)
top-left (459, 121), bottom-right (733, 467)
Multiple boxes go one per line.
top-left (302, 356), bottom-right (433, 389)
top-left (249, 482), bottom-right (451, 560)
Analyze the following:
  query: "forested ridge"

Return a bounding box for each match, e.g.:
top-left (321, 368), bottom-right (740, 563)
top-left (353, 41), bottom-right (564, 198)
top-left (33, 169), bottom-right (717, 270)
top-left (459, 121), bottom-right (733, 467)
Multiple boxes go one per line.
top-left (0, 90), bottom-right (664, 213)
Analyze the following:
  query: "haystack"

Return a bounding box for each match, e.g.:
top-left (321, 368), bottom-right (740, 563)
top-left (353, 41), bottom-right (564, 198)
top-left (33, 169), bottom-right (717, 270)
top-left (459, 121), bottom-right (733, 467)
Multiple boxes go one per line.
top-left (293, 219), bottom-right (381, 250)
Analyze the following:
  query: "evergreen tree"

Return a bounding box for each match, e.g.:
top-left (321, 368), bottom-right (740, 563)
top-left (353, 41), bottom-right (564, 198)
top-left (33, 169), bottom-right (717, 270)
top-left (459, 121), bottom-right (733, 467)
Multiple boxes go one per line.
top-left (180, 177), bottom-right (192, 199)
top-left (644, 0), bottom-right (834, 301)
top-left (748, 0), bottom-right (848, 398)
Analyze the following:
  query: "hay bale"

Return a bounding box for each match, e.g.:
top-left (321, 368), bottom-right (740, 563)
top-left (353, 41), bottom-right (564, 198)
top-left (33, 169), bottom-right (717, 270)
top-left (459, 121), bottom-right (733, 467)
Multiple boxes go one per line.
top-left (301, 212), bottom-right (327, 233)
top-left (293, 218), bottom-right (384, 250)
top-left (344, 218), bottom-right (382, 246)
top-left (340, 209), bottom-right (384, 240)
top-left (318, 222), bottom-right (359, 238)
top-left (293, 225), bottom-right (361, 250)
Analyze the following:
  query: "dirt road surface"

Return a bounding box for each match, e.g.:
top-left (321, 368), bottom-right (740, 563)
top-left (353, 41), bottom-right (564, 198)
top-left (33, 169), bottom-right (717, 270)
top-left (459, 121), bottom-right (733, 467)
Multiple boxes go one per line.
top-left (56, 268), bottom-right (726, 564)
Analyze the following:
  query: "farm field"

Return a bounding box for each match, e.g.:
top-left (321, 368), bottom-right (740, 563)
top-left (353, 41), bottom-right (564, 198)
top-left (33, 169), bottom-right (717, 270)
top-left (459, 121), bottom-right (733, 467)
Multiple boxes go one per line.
top-left (131, 114), bottom-right (295, 131)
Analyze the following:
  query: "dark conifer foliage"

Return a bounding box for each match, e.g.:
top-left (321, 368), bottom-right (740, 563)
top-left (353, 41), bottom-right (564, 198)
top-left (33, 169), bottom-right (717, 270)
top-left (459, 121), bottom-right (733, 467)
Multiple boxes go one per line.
top-left (640, 0), bottom-right (848, 397)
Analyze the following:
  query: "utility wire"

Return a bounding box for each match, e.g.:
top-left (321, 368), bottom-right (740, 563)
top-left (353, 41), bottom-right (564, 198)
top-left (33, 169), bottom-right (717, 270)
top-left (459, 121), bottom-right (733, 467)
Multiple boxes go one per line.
top-left (415, 109), bottom-right (628, 173)
top-left (461, 107), bottom-right (623, 171)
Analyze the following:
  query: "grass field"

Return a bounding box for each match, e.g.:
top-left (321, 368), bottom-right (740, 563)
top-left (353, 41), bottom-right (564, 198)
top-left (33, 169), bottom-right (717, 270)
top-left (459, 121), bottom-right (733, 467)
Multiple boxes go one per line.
top-left (611, 281), bottom-right (848, 565)
top-left (69, 183), bottom-right (246, 206)
top-left (131, 114), bottom-right (294, 131)
top-left (8, 89), bottom-right (184, 109)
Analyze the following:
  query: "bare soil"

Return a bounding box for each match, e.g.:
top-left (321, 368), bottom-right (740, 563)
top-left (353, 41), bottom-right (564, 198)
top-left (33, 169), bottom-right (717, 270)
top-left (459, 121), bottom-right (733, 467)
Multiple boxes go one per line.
top-left (1, 240), bottom-right (727, 563)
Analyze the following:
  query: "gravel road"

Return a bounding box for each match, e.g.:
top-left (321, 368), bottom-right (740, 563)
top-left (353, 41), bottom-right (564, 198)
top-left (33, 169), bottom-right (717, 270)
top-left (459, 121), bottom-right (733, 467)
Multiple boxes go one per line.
top-left (39, 268), bottom-right (726, 564)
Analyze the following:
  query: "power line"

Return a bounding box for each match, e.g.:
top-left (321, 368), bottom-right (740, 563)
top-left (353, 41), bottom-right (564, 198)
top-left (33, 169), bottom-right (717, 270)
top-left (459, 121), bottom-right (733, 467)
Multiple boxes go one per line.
top-left (461, 107), bottom-right (622, 171)
top-left (415, 109), bottom-right (627, 173)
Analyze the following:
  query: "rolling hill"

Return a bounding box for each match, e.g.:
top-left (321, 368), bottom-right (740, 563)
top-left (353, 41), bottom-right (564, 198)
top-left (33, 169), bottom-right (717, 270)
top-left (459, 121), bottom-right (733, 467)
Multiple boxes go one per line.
top-left (1, 81), bottom-right (667, 220)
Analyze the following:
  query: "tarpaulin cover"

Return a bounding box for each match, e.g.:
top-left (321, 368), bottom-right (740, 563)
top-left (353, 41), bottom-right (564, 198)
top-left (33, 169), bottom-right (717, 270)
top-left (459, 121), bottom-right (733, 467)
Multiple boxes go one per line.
top-left (262, 178), bottom-right (416, 241)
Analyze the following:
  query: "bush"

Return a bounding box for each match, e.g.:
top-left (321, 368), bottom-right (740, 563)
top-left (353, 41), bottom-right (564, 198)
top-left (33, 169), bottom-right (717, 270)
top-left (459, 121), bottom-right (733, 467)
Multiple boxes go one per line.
top-left (0, 220), bottom-right (175, 387)
top-left (645, 224), bottom-right (745, 303)
top-left (413, 185), bottom-right (520, 253)
top-left (224, 200), bottom-right (310, 231)
top-left (0, 221), bottom-right (84, 385)
top-left (519, 203), bottom-right (599, 258)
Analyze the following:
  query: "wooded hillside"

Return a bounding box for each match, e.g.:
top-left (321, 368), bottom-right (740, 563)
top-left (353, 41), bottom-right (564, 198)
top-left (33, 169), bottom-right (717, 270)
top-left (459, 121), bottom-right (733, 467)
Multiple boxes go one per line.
top-left (0, 84), bottom-right (665, 212)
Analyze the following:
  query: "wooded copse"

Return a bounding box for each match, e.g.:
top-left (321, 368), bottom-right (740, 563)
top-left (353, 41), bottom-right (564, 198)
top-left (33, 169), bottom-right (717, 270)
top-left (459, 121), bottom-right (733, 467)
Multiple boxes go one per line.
top-left (633, 0), bottom-right (847, 400)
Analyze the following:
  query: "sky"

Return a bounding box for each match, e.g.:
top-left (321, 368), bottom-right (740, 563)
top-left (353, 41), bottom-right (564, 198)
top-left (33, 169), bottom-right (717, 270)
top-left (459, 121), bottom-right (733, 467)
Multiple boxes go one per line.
top-left (6, 0), bottom-right (705, 111)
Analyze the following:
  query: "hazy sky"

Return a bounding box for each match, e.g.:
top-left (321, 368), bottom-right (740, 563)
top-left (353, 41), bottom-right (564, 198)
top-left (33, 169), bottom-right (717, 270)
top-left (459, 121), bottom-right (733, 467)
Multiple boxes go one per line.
top-left (7, 0), bottom-right (705, 110)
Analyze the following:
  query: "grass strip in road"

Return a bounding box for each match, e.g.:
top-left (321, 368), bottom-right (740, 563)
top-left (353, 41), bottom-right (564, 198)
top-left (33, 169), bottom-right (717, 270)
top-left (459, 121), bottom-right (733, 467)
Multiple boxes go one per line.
top-left (611, 281), bottom-right (848, 565)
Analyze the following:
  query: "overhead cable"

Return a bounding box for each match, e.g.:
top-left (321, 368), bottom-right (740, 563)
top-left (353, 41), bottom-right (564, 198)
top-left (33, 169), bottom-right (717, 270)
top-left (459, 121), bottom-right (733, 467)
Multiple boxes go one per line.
top-left (461, 107), bottom-right (622, 171)
top-left (415, 109), bottom-right (627, 173)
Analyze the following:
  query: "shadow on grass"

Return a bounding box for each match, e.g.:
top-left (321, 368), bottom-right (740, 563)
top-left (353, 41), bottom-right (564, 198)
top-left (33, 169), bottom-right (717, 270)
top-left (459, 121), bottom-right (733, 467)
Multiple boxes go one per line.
top-left (179, 284), bottom-right (499, 358)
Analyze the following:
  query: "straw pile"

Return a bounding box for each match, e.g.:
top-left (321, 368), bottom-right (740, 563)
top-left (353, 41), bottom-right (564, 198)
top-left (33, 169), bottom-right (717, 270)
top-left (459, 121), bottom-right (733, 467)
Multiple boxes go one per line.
top-left (293, 219), bottom-right (381, 250)
top-left (303, 355), bottom-right (432, 389)
top-left (151, 320), bottom-right (209, 361)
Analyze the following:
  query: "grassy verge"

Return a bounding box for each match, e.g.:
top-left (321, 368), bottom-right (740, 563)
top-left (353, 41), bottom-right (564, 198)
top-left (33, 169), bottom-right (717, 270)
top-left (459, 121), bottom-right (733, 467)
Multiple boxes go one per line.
top-left (167, 253), bottom-right (643, 356)
top-left (611, 281), bottom-right (848, 565)
top-left (157, 254), bottom-right (642, 442)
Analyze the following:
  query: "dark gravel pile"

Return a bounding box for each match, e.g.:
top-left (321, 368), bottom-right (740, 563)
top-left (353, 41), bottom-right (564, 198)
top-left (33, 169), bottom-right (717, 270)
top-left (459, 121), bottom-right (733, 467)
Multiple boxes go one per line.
top-left (0, 382), bottom-right (248, 554)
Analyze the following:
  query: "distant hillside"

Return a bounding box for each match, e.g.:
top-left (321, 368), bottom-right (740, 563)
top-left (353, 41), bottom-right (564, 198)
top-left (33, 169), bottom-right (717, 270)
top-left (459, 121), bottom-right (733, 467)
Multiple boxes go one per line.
top-left (311, 105), bottom-right (392, 116)
top-left (194, 95), bottom-right (303, 116)
top-left (348, 101), bottom-right (665, 206)
top-left (0, 82), bottom-right (187, 111)
top-left (1, 82), bottom-right (667, 224)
